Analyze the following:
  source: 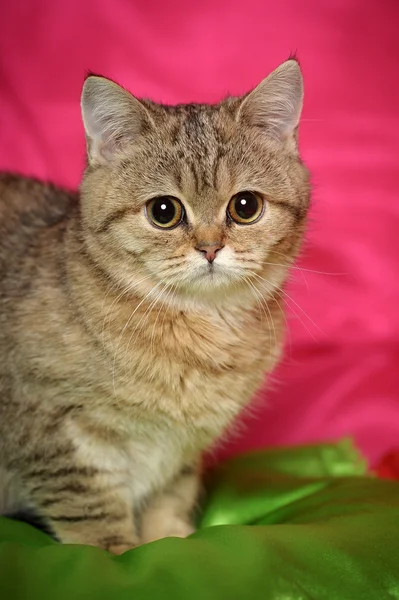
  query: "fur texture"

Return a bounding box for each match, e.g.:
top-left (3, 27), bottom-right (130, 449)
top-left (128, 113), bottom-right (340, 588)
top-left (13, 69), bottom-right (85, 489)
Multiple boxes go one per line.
top-left (0, 59), bottom-right (310, 553)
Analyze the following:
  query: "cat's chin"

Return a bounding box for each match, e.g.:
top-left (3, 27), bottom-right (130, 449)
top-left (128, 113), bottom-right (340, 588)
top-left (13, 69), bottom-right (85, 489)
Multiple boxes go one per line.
top-left (177, 266), bottom-right (236, 291)
top-left (166, 270), bottom-right (254, 308)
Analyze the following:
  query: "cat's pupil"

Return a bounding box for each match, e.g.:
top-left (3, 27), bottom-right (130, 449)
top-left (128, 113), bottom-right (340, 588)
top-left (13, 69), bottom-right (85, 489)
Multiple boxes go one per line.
top-left (235, 192), bottom-right (258, 219)
top-left (152, 197), bottom-right (176, 224)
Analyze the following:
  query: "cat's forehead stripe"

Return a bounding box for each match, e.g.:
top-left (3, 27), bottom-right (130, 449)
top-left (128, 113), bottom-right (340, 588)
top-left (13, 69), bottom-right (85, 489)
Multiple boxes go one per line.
top-left (168, 105), bottom-right (227, 196)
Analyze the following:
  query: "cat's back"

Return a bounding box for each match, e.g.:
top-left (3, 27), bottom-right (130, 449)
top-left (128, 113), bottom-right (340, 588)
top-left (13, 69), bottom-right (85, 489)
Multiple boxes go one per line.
top-left (0, 173), bottom-right (77, 238)
top-left (0, 173), bottom-right (78, 284)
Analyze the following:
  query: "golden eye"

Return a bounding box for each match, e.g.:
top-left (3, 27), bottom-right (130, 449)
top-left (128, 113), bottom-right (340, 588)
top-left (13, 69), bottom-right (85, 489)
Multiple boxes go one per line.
top-left (227, 191), bottom-right (264, 225)
top-left (146, 196), bottom-right (184, 229)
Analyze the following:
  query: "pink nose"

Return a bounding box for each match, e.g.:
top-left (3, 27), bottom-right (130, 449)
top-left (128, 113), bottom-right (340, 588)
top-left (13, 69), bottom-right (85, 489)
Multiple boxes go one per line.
top-left (196, 243), bottom-right (224, 264)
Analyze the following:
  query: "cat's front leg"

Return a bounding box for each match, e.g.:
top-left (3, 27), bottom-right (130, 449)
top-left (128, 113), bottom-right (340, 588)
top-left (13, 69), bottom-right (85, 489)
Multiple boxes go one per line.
top-left (29, 469), bottom-right (139, 554)
top-left (140, 465), bottom-right (200, 544)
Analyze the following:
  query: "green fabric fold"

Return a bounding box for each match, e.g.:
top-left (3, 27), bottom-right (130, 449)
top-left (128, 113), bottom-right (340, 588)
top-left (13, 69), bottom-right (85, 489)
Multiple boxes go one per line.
top-left (1, 439), bottom-right (398, 599)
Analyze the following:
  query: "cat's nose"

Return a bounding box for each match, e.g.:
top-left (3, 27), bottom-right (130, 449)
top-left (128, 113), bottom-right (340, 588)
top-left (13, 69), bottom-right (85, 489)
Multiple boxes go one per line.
top-left (195, 243), bottom-right (224, 264)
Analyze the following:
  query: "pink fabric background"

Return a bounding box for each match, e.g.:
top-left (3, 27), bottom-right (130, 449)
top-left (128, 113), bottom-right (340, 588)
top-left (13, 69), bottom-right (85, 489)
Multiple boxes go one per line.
top-left (1, 1), bottom-right (398, 465)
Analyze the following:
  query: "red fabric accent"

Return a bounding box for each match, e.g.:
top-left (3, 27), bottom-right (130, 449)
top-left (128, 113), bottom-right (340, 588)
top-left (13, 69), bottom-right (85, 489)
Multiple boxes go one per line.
top-left (376, 452), bottom-right (399, 481)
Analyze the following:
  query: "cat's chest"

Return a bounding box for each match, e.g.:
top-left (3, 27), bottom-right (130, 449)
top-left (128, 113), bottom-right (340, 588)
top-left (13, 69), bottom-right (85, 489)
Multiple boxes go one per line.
top-left (111, 307), bottom-right (276, 432)
top-left (70, 307), bottom-right (278, 498)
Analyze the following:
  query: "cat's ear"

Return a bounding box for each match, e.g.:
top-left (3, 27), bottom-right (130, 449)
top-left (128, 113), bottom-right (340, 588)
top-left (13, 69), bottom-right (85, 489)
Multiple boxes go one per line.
top-left (81, 75), bottom-right (154, 165)
top-left (237, 59), bottom-right (303, 148)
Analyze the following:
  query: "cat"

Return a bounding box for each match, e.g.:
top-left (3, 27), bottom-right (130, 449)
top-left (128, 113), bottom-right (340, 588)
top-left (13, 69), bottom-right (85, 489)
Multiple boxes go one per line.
top-left (0, 58), bottom-right (310, 554)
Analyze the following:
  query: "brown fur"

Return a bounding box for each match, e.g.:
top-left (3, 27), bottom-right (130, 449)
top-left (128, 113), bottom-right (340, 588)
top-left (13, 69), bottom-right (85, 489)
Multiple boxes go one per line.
top-left (0, 59), bottom-right (310, 553)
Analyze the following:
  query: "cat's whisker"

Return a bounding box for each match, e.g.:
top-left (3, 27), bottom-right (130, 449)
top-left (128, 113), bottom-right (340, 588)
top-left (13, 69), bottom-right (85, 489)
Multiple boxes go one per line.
top-left (235, 271), bottom-right (266, 327)
top-left (123, 294), bottom-right (161, 385)
top-left (139, 282), bottom-right (179, 382)
top-left (144, 283), bottom-right (180, 381)
top-left (249, 272), bottom-right (290, 336)
top-left (123, 282), bottom-right (172, 383)
top-left (277, 291), bottom-right (318, 342)
top-left (300, 266), bottom-right (311, 294)
top-left (160, 267), bottom-right (186, 278)
top-left (257, 263), bottom-right (326, 337)
top-left (244, 276), bottom-right (278, 350)
top-left (245, 277), bottom-right (267, 330)
top-left (101, 272), bottom-right (152, 329)
top-left (149, 278), bottom-right (178, 358)
top-left (101, 273), bottom-right (154, 362)
top-left (250, 271), bottom-right (322, 342)
top-left (269, 249), bottom-right (346, 276)
top-left (236, 248), bottom-right (345, 277)
top-left (101, 282), bottom-right (132, 360)
top-left (269, 290), bottom-right (292, 355)
top-left (259, 286), bottom-right (278, 351)
top-left (100, 279), bottom-right (123, 316)
top-left (281, 288), bottom-right (325, 337)
top-left (112, 281), bottom-right (163, 394)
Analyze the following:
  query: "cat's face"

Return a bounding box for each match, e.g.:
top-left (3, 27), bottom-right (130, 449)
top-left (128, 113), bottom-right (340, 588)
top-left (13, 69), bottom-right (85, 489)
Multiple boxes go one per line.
top-left (80, 61), bottom-right (310, 306)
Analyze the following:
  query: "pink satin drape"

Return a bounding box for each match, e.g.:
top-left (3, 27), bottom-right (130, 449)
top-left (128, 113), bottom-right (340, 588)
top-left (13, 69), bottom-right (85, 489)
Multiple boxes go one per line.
top-left (1, 0), bottom-right (398, 464)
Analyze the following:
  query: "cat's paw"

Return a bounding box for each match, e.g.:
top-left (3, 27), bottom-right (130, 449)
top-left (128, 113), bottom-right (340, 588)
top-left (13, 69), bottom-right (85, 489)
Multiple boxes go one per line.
top-left (141, 517), bottom-right (195, 544)
top-left (165, 520), bottom-right (195, 539)
top-left (106, 542), bottom-right (137, 555)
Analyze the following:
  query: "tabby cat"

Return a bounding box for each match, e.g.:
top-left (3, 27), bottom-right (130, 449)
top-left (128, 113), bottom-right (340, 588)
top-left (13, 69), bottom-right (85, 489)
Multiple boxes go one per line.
top-left (0, 59), bottom-right (310, 554)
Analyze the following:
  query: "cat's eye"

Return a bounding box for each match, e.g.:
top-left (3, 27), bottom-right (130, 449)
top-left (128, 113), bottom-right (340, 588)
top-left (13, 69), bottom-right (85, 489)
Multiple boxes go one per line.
top-left (227, 191), bottom-right (264, 225)
top-left (146, 196), bottom-right (184, 229)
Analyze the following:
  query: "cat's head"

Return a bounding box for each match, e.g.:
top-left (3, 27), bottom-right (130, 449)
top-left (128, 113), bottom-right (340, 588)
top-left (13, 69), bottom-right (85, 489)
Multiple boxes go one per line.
top-left (79, 59), bottom-right (310, 307)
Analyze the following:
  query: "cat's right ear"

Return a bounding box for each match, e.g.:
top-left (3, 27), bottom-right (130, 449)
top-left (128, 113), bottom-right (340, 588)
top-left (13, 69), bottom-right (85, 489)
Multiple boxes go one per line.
top-left (81, 76), bottom-right (154, 166)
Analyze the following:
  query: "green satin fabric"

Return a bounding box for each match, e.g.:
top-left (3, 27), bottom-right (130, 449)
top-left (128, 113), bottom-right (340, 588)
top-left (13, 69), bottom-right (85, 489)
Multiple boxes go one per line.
top-left (1, 439), bottom-right (399, 599)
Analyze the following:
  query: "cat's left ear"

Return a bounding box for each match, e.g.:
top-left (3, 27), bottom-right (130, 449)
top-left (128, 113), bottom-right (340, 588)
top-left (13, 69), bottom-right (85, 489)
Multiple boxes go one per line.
top-left (81, 75), bottom-right (154, 166)
top-left (237, 59), bottom-right (304, 150)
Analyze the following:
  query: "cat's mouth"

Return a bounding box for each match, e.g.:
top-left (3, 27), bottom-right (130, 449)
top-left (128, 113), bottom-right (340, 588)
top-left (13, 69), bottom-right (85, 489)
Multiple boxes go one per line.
top-left (194, 261), bottom-right (234, 286)
top-left (201, 261), bottom-right (220, 277)
top-left (206, 262), bottom-right (215, 274)
top-left (157, 255), bottom-right (244, 295)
